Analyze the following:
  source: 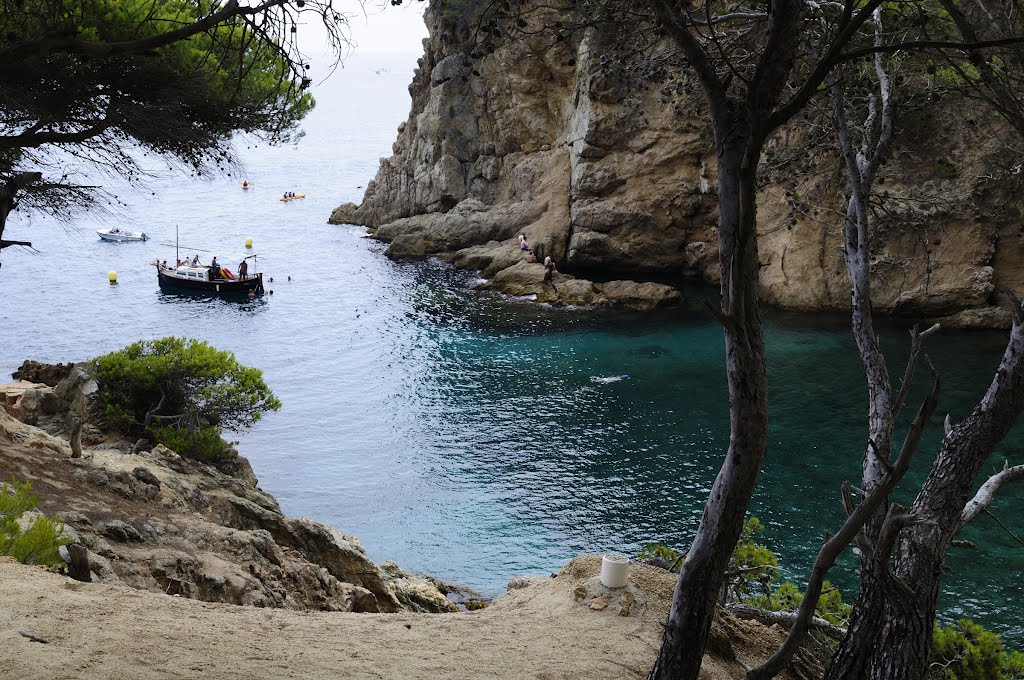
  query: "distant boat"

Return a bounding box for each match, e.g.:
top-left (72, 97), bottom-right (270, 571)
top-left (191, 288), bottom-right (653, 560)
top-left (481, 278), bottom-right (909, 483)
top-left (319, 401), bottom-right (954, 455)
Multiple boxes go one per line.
top-left (97, 228), bottom-right (147, 242)
top-left (279, 193), bottom-right (306, 202)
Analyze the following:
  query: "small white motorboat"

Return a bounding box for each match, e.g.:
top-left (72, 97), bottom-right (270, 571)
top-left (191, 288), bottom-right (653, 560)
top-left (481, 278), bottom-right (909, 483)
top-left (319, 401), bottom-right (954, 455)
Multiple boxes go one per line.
top-left (97, 228), bottom-right (147, 242)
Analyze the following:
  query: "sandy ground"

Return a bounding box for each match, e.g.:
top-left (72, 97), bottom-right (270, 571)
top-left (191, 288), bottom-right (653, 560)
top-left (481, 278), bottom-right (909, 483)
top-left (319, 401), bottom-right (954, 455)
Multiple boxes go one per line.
top-left (0, 556), bottom-right (671, 680)
top-left (0, 555), bottom-right (818, 680)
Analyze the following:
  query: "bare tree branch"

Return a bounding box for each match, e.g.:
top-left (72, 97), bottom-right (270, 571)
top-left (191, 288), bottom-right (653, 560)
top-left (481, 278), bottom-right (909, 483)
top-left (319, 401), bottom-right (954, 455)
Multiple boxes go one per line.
top-left (959, 462), bottom-right (1024, 528)
top-left (728, 604), bottom-right (847, 641)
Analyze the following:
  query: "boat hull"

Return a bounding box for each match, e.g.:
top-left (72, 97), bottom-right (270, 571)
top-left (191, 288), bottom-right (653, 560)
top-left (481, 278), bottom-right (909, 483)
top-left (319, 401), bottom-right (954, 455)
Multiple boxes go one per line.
top-left (157, 270), bottom-right (264, 296)
top-left (98, 229), bottom-right (147, 242)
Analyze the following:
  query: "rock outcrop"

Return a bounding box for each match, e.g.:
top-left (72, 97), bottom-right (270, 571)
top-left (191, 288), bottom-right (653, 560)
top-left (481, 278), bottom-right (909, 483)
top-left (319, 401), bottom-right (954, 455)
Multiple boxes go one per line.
top-left (477, 261), bottom-right (682, 310)
top-left (0, 379), bottom-right (455, 615)
top-left (12, 360), bottom-right (74, 387)
top-left (330, 3), bottom-right (1024, 326)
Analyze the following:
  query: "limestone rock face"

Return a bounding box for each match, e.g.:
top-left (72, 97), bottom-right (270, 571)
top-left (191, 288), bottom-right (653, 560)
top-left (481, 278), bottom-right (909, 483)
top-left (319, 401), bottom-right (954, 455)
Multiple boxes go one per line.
top-left (330, 2), bottom-right (1024, 326)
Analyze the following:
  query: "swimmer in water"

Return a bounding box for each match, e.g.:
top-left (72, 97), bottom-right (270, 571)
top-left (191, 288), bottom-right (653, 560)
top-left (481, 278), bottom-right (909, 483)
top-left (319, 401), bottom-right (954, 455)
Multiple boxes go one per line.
top-left (590, 375), bottom-right (631, 384)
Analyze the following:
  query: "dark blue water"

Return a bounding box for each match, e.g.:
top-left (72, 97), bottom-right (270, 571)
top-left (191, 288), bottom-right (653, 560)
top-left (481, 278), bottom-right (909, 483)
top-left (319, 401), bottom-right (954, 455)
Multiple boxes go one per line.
top-left (1, 53), bottom-right (1021, 642)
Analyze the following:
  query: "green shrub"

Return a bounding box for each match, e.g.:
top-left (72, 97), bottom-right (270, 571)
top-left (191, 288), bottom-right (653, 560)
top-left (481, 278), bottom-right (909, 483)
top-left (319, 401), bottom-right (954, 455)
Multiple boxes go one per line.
top-left (930, 619), bottom-right (1024, 680)
top-left (91, 337), bottom-right (280, 462)
top-left (745, 578), bottom-right (852, 626)
top-left (638, 543), bottom-right (680, 564)
top-left (728, 516), bottom-right (779, 597)
top-left (0, 479), bottom-right (69, 568)
top-left (639, 516), bottom-right (852, 626)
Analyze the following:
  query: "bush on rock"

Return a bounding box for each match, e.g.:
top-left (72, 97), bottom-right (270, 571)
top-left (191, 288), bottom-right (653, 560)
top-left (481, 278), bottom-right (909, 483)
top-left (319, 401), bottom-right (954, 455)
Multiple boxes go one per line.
top-left (91, 337), bottom-right (281, 462)
top-left (1, 479), bottom-right (69, 567)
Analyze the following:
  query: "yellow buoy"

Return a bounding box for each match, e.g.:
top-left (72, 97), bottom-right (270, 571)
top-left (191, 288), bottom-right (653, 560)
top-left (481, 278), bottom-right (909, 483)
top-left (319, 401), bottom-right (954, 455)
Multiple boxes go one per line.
top-left (245, 238), bottom-right (253, 249)
top-left (108, 270), bottom-right (118, 284)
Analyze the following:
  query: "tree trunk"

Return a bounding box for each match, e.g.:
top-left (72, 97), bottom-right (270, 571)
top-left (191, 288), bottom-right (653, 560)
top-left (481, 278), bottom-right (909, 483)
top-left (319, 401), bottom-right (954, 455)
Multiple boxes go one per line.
top-left (650, 130), bottom-right (769, 680)
top-left (824, 564), bottom-right (888, 679)
top-left (0, 172), bottom-right (41, 254)
top-left (829, 316), bottom-right (1024, 680)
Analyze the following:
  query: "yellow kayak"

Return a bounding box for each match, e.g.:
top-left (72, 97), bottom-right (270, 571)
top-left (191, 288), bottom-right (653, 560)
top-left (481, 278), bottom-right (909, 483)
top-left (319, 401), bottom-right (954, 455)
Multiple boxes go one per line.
top-left (279, 193), bottom-right (306, 202)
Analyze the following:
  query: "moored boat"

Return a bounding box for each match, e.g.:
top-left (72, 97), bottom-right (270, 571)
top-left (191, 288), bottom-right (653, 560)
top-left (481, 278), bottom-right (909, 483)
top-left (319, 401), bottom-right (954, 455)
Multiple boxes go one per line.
top-left (156, 226), bottom-right (264, 296)
top-left (155, 261), bottom-right (264, 296)
top-left (98, 228), bottom-right (147, 242)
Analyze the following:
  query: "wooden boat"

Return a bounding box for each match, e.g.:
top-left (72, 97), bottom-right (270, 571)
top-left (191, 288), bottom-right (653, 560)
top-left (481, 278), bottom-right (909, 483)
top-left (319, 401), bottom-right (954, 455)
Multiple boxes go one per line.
top-left (156, 262), bottom-right (264, 296)
top-left (97, 228), bottom-right (147, 242)
top-left (155, 227), bottom-right (264, 296)
top-left (279, 193), bottom-right (306, 202)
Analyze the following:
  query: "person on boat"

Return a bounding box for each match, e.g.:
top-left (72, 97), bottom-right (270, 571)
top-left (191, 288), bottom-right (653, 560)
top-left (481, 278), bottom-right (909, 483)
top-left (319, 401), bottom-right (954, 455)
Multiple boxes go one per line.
top-left (191, 255), bottom-right (200, 267)
top-left (161, 260), bottom-right (168, 269)
top-left (238, 259), bottom-right (248, 280)
top-left (242, 180), bottom-right (249, 189)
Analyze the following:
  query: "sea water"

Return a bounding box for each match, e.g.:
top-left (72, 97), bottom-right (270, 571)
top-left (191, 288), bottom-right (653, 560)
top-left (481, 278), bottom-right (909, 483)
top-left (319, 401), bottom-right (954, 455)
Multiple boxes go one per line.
top-left (0, 52), bottom-right (1021, 642)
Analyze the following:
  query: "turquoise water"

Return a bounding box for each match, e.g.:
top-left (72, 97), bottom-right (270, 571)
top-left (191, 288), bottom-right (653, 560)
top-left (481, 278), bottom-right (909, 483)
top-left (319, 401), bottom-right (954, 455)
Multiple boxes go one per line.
top-left (0, 53), bottom-right (1021, 642)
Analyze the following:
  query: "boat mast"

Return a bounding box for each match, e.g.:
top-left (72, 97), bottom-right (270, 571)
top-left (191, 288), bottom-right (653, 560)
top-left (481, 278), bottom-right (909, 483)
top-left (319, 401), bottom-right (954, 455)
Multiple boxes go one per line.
top-left (175, 225), bottom-right (179, 266)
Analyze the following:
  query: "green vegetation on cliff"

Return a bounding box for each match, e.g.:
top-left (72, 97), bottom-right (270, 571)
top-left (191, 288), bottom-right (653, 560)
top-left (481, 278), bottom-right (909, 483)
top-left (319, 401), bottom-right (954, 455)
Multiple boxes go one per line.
top-left (0, 479), bottom-right (68, 568)
top-left (931, 620), bottom-right (1024, 680)
top-left (92, 337), bottom-right (281, 462)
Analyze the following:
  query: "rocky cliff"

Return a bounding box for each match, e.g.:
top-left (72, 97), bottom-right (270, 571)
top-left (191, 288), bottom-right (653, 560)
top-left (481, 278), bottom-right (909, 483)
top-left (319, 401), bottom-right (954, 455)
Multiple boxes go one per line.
top-left (330, 3), bottom-right (1024, 327)
top-left (0, 374), bottom-right (455, 615)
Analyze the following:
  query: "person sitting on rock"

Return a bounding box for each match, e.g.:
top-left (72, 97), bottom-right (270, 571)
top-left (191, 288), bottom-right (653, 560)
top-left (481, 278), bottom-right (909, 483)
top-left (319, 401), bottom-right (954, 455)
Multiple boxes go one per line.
top-left (518, 234), bottom-right (530, 251)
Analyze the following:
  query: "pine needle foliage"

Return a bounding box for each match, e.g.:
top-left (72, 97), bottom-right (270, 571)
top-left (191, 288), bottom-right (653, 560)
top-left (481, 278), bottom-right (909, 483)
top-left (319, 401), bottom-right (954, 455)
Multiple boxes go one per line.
top-left (91, 337), bottom-right (281, 462)
top-left (0, 479), bottom-right (69, 567)
top-left (930, 620), bottom-right (1024, 680)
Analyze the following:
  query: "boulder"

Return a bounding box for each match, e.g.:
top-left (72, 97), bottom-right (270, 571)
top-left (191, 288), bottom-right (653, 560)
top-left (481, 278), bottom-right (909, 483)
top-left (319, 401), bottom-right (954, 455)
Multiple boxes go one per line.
top-left (479, 262), bottom-right (681, 310)
top-left (597, 280), bottom-right (684, 311)
top-left (12, 360), bottom-right (74, 386)
top-left (0, 381), bottom-right (60, 425)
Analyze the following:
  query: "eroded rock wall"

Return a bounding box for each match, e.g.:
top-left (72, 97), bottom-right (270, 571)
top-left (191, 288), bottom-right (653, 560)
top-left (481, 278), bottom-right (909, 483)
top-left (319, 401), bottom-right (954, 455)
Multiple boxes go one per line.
top-left (0, 377), bottom-right (457, 615)
top-left (331, 3), bottom-right (1024, 325)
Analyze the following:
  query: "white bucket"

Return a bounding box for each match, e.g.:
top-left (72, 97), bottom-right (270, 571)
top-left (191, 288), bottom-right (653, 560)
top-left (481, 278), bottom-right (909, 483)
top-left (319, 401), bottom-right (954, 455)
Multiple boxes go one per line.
top-left (600, 553), bottom-right (630, 588)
